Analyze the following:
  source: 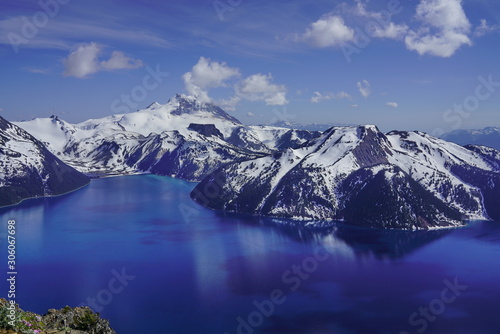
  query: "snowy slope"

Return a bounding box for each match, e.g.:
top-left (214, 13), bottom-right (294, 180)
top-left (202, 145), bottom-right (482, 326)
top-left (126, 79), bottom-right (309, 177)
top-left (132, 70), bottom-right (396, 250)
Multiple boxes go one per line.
top-left (192, 125), bottom-right (500, 230)
top-left (14, 94), bottom-right (320, 181)
top-left (0, 116), bottom-right (90, 206)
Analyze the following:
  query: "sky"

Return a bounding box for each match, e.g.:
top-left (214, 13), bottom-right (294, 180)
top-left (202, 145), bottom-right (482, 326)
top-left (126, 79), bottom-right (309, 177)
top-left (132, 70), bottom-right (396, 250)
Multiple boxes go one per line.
top-left (1, 0), bottom-right (499, 135)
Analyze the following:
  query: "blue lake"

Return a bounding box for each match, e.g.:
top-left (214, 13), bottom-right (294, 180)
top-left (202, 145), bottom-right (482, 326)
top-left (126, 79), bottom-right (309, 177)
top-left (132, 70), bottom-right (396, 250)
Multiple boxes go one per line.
top-left (1, 175), bottom-right (500, 334)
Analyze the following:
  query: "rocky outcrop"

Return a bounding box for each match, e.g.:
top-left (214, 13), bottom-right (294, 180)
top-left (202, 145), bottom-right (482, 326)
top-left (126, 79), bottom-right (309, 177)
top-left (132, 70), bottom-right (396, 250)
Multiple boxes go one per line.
top-left (0, 299), bottom-right (115, 334)
top-left (187, 123), bottom-right (224, 139)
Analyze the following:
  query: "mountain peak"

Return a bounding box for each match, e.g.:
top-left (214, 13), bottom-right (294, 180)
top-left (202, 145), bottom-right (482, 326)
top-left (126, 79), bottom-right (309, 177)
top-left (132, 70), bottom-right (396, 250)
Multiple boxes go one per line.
top-left (167, 94), bottom-right (205, 111)
top-left (146, 102), bottom-right (161, 110)
top-left (166, 94), bottom-right (242, 124)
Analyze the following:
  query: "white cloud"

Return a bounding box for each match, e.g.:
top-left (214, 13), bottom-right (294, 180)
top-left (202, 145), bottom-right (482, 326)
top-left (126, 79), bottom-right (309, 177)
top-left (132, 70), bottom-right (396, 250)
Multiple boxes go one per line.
top-left (237, 73), bottom-right (288, 106)
top-left (300, 15), bottom-right (355, 47)
top-left (386, 102), bottom-right (398, 108)
top-left (0, 17), bottom-right (171, 52)
top-left (182, 58), bottom-right (288, 109)
top-left (294, 0), bottom-right (411, 61)
top-left (182, 57), bottom-right (240, 103)
top-left (217, 96), bottom-right (241, 112)
top-left (474, 19), bottom-right (500, 37)
top-left (101, 51), bottom-right (143, 70)
top-left (311, 92), bottom-right (329, 103)
top-left (351, 0), bottom-right (376, 18)
top-left (350, 1), bottom-right (408, 40)
top-left (182, 75), bottom-right (210, 102)
top-left (405, 0), bottom-right (472, 57)
top-left (357, 80), bottom-right (370, 98)
top-left (351, 104), bottom-right (359, 108)
top-left (311, 91), bottom-right (351, 103)
top-left (184, 57), bottom-right (240, 90)
top-left (246, 112), bottom-right (255, 117)
top-left (63, 43), bottom-right (101, 78)
top-left (372, 22), bottom-right (408, 39)
top-left (63, 43), bottom-right (143, 78)
top-left (23, 67), bottom-right (51, 75)
top-left (337, 91), bottom-right (350, 99)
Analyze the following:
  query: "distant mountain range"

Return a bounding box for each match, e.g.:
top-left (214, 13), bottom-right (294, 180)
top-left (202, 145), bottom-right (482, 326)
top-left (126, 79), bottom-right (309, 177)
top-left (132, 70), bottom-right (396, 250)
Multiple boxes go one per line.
top-left (441, 127), bottom-right (500, 150)
top-left (268, 120), bottom-right (356, 132)
top-left (3, 96), bottom-right (500, 230)
top-left (192, 125), bottom-right (500, 229)
top-left (0, 116), bottom-right (89, 206)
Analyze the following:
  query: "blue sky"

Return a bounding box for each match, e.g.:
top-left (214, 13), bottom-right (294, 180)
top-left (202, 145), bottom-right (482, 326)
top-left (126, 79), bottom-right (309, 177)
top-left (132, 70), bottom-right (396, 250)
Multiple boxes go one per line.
top-left (1, 0), bottom-right (499, 134)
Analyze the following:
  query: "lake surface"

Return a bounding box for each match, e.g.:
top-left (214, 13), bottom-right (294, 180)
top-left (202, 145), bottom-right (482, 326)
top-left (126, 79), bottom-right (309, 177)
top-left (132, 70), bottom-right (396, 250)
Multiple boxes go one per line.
top-left (1, 175), bottom-right (500, 334)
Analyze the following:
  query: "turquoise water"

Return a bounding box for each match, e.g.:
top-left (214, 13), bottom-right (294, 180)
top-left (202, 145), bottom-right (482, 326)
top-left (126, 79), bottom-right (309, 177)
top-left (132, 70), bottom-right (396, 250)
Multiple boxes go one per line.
top-left (1, 175), bottom-right (500, 334)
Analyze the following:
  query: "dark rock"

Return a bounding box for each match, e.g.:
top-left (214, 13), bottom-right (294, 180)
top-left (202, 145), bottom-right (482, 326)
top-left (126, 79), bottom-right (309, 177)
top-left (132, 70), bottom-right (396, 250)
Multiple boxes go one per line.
top-left (188, 123), bottom-right (224, 139)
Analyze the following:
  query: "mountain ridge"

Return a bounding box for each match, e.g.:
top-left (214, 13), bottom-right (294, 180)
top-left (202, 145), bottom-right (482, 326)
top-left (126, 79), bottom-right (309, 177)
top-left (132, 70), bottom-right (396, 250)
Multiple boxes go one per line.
top-left (441, 126), bottom-right (500, 150)
top-left (7, 98), bottom-right (500, 230)
top-left (191, 125), bottom-right (500, 229)
top-left (0, 116), bottom-right (90, 207)
top-left (13, 95), bottom-right (320, 181)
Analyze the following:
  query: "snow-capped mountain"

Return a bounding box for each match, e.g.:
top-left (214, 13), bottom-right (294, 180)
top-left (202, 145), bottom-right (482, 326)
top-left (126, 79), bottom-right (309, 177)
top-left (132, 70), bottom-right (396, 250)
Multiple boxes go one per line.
top-left (14, 95), bottom-right (319, 181)
top-left (441, 127), bottom-right (500, 150)
top-left (0, 116), bottom-right (89, 207)
top-left (191, 125), bottom-right (500, 230)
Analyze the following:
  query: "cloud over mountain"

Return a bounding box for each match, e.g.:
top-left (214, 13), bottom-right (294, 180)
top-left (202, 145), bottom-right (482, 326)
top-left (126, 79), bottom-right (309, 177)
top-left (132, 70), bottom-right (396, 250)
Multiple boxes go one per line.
top-left (183, 57), bottom-right (288, 108)
top-left (63, 42), bottom-right (143, 78)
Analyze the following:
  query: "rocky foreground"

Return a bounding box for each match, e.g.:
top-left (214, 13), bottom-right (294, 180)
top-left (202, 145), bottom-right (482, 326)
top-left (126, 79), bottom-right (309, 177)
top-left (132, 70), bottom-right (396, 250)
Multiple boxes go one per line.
top-left (0, 299), bottom-right (115, 334)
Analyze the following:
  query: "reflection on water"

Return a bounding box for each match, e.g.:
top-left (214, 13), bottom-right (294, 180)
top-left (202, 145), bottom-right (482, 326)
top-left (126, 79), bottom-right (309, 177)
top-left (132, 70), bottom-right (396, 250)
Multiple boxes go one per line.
top-left (0, 175), bottom-right (499, 334)
top-left (223, 214), bottom-right (453, 260)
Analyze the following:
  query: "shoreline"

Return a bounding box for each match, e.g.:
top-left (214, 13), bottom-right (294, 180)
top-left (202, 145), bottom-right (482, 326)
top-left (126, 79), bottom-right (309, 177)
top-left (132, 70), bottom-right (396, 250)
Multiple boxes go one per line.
top-left (3, 173), bottom-right (494, 232)
top-left (0, 179), bottom-right (91, 210)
